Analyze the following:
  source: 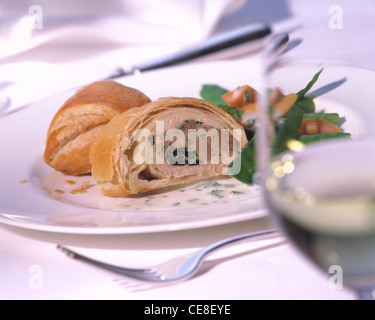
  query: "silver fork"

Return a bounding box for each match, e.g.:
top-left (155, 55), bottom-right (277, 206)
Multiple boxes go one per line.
top-left (57, 229), bottom-right (280, 282)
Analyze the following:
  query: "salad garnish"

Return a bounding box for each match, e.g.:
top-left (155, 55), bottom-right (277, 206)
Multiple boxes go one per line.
top-left (200, 69), bottom-right (351, 184)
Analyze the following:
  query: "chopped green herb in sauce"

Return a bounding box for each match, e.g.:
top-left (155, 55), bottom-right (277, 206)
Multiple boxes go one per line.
top-left (210, 189), bottom-right (224, 199)
top-left (231, 191), bottom-right (245, 195)
top-left (113, 178), bottom-right (257, 212)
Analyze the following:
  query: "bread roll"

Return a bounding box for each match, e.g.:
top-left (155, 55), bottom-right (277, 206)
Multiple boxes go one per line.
top-left (44, 80), bottom-right (151, 175)
top-left (90, 97), bottom-right (247, 196)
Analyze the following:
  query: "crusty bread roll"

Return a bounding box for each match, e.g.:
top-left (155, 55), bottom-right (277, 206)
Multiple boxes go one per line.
top-left (90, 97), bottom-right (247, 196)
top-left (44, 80), bottom-right (151, 175)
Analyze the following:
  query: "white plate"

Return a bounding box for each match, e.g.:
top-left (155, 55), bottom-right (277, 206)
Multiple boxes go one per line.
top-left (0, 58), bottom-right (265, 234)
top-left (0, 59), bottom-right (373, 234)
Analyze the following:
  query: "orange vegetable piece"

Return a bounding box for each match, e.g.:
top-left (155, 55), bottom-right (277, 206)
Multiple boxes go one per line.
top-left (299, 118), bottom-right (341, 135)
top-left (241, 102), bottom-right (257, 112)
top-left (268, 87), bottom-right (297, 116)
top-left (273, 93), bottom-right (297, 116)
top-left (222, 85), bottom-right (257, 108)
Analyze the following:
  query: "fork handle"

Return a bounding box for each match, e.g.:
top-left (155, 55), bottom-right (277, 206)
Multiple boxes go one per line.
top-left (177, 229), bottom-right (281, 278)
top-left (200, 229), bottom-right (280, 257)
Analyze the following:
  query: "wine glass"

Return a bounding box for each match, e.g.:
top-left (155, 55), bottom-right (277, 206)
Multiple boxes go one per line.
top-left (256, 17), bottom-right (375, 299)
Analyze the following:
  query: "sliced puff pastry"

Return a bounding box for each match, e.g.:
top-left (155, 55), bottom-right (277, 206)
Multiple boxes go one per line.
top-left (89, 97), bottom-right (248, 196)
top-left (44, 80), bottom-right (151, 175)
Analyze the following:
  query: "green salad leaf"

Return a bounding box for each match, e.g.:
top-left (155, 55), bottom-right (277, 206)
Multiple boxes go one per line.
top-left (216, 104), bottom-right (244, 122)
top-left (296, 68), bottom-right (323, 100)
top-left (303, 113), bottom-right (342, 124)
top-left (228, 136), bottom-right (256, 184)
top-left (293, 68), bottom-right (324, 113)
top-left (299, 132), bottom-right (351, 144)
top-left (200, 84), bottom-right (245, 121)
top-left (200, 85), bottom-right (228, 106)
top-left (294, 96), bottom-right (315, 113)
top-left (271, 106), bottom-right (304, 156)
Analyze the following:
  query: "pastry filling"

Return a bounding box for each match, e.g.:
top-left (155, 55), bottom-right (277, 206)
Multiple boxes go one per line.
top-left (128, 105), bottom-right (244, 183)
top-left (163, 119), bottom-right (234, 166)
top-left (137, 119), bottom-right (237, 180)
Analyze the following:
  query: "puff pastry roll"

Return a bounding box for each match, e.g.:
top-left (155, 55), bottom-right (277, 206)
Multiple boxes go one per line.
top-left (44, 81), bottom-right (151, 175)
top-left (90, 97), bottom-right (248, 196)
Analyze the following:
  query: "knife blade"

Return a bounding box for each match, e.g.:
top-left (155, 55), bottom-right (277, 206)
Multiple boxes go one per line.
top-left (107, 23), bottom-right (271, 79)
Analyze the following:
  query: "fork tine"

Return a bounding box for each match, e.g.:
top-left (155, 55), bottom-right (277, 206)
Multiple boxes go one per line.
top-left (57, 245), bottom-right (155, 277)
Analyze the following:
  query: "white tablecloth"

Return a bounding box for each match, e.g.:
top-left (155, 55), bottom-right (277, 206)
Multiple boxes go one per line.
top-left (2, 0), bottom-right (375, 300)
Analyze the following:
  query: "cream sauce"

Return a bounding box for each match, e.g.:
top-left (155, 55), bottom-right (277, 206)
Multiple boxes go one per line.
top-left (113, 177), bottom-right (259, 212)
top-left (41, 169), bottom-right (260, 212)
